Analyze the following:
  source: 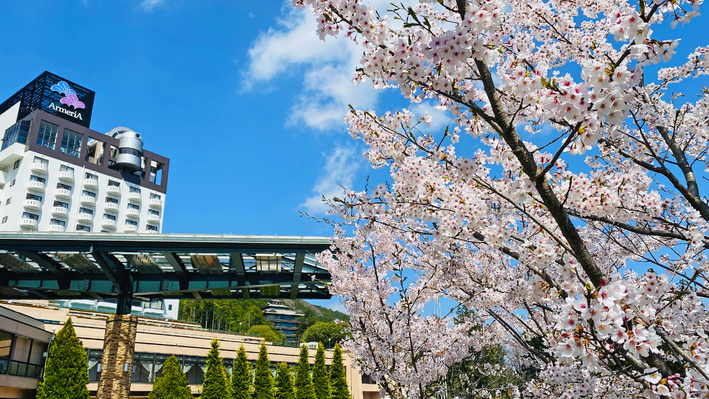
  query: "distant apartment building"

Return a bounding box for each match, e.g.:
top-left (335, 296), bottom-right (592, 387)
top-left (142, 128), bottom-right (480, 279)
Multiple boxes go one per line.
top-left (0, 71), bottom-right (177, 319)
top-left (263, 300), bottom-right (304, 343)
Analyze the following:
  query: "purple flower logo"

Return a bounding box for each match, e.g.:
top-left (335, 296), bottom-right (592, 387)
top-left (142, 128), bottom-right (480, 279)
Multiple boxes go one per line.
top-left (51, 81), bottom-right (85, 110)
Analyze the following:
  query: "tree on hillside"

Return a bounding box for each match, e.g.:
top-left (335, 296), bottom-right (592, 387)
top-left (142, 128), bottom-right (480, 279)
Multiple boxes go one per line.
top-left (248, 324), bottom-right (286, 343)
top-left (232, 344), bottom-right (252, 399)
top-left (149, 355), bottom-right (192, 399)
top-left (179, 299), bottom-right (266, 331)
top-left (295, 0), bottom-right (709, 397)
top-left (295, 346), bottom-right (316, 399)
top-left (312, 343), bottom-right (330, 399)
top-left (275, 362), bottom-right (296, 399)
top-left (253, 342), bottom-right (274, 399)
top-left (301, 322), bottom-right (348, 347)
top-left (329, 344), bottom-right (350, 399)
top-left (37, 318), bottom-right (90, 399)
top-left (200, 339), bottom-right (231, 399)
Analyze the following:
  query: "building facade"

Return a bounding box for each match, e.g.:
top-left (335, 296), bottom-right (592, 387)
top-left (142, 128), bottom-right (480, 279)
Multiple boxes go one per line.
top-left (0, 305), bottom-right (51, 399)
top-left (0, 302), bottom-right (381, 399)
top-left (263, 300), bottom-right (304, 344)
top-left (0, 71), bottom-right (178, 320)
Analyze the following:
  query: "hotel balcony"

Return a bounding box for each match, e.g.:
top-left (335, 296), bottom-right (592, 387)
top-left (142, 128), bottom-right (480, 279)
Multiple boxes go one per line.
top-left (55, 188), bottom-right (72, 199)
top-left (83, 176), bottom-right (99, 189)
top-left (77, 212), bottom-right (94, 223)
top-left (104, 202), bottom-right (119, 212)
top-left (31, 163), bottom-right (48, 174)
top-left (149, 198), bottom-right (163, 208)
top-left (23, 199), bottom-right (42, 210)
top-left (147, 214), bottom-right (160, 224)
top-left (123, 224), bottom-right (138, 232)
top-left (27, 181), bottom-right (45, 192)
top-left (19, 218), bottom-right (38, 229)
top-left (80, 196), bottom-right (97, 206)
top-left (49, 224), bottom-right (66, 232)
top-left (128, 192), bottom-right (141, 202)
top-left (106, 186), bottom-right (121, 196)
top-left (58, 170), bottom-right (74, 182)
top-left (101, 219), bottom-right (117, 228)
top-left (52, 206), bottom-right (69, 217)
top-left (126, 208), bottom-right (140, 218)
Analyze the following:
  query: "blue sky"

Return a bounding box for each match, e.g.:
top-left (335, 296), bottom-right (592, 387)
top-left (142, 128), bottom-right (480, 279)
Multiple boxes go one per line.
top-left (0, 1), bottom-right (706, 314)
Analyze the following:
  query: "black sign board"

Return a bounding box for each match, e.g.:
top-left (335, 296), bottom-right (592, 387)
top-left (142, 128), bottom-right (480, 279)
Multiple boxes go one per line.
top-left (0, 71), bottom-right (95, 128)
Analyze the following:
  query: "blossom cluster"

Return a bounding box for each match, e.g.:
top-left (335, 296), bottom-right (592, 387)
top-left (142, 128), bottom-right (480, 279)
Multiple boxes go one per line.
top-left (290, 0), bottom-right (709, 397)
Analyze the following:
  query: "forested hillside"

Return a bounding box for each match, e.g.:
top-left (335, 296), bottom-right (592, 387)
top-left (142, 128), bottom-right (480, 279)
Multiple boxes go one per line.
top-left (177, 299), bottom-right (348, 344)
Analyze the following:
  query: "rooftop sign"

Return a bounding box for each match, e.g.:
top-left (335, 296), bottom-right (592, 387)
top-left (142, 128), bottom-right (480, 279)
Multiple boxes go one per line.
top-left (0, 71), bottom-right (95, 128)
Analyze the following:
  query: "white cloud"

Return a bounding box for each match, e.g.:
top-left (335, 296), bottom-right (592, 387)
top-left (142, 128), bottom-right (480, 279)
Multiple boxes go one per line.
top-left (248, 12), bottom-right (255, 19)
top-left (300, 146), bottom-right (361, 215)
top-left (140, 0), bottom-right (165, 12)
top-left (244, 7), bottom-right (379, 131)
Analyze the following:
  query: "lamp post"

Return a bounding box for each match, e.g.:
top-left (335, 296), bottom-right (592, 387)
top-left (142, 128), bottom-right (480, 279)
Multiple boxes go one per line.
top-left (328, 338), bottom-right (331, 350)
top-left (239, 322), bottom-right (242, 333)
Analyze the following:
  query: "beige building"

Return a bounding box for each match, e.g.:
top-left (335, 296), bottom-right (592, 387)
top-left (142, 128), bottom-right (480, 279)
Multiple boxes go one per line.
top-left (0, 302), bottom-right (380, 399)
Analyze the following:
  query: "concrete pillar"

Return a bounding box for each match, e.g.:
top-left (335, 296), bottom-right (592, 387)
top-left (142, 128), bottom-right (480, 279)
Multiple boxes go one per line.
top-left (96, 314), bottom-right (138, 399)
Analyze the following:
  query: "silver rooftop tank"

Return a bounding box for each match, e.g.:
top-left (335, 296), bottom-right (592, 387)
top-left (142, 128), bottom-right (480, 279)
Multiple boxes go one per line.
top-left (107, 127), bottom-right (143, 173)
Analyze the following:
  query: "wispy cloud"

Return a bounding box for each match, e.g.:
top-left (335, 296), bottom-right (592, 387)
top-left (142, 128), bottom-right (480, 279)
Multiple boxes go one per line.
top-left (409, 101), bottom-right (454, 134)
top-left (140, 0), bottom-right (165, 12)
top-left (300, 146), bottom-right (361, 215)
top-left (243, 7), bottom-right (379, 131)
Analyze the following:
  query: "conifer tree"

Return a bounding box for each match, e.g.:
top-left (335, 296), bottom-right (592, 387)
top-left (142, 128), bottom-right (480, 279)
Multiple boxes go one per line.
top-left (232, 344), bottom-right (252, 399)
top-left (37, 318), bottom-right (90, 399)
top-left (200, 339), bottom-right (231, 399)
top-left (275, 362), bottom-right (296, 399)
top-left (149, 354), bottom-right (192, 399)
top-left (253, 341), bottom-right (274, 399)
top-left (329, 344), bottom-right (350, 399)
top-left (312, 343), bottom-right (330, 399)
top-left (295, 346), bottom-right (316, 399)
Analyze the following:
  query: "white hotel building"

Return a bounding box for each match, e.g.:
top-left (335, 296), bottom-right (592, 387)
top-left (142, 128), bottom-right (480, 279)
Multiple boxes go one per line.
top-left (0, 71), bottom-right (178, 319)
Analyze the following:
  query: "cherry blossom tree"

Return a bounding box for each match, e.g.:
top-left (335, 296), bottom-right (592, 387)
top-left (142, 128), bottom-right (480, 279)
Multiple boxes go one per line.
top-left (291, 0), bottom-right (709, 397)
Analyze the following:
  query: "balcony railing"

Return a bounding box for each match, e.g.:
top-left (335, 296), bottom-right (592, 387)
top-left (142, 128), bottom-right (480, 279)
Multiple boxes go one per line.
top-left (0, 359), bottom-right (44, 379)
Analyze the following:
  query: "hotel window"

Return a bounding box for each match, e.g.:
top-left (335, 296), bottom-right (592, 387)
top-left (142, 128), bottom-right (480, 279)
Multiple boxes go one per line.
top-left (22, 212), bottom-right (39, 221)
top-left (30, 175), bottom-right (46, 183)
top-left (53, 201), bottom-right (69, 209)
top-left (1, 216), bottom-right (6, 224)
top-left (81, 190), bottom-right (96, 198)
top-left (129, 186), bottom-right (141, 193)
top-left (12, 160), bottom-right (20, 169)
top-left (149, 193), bottom-right (161, 200)
top-left (5, 198), bottom-right (10, 205)
top-left (60, 164), bottom-right (74, 172)
top-left (105, 197), bottom-right (119, 204)
top-left (127, 203), bottom-right (140, 210)
top-left (148, 209), bottom-right (159, 216)
top-left (36, 120), bottom-right (59, 150)
top-left (125, 219), bottom-right (138, 226)
top-left (8, 179), bottom-right (15, 187)
top-left (79, 207), bottom-right (94, 216)
top-left (33, 156), bottom-right (49, 165)
top-left (57, 183), bottom-right (72, 191)
top-left (60, 129), bottom-right (83, 158)
top-left (50, 219), bottom-right (66, 227)
top-left (103, 214), bottom-right (116, 221)
top-left (2, 120), bottom-right (31, 151)
top-left (76, 224), bottom-right (91, 232)
top-left (108, 180), bottom-right (120, 187)
top-left (146, 225), bottom-right (158, 232)
top-left (26, 193), bottom-right (42, 202)
top-left (85, 172), bottom-right (97, 180)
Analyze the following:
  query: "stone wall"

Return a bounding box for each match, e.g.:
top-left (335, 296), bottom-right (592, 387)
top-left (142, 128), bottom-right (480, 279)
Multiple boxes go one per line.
top-left (96, 315), bottom-right (138, 399)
